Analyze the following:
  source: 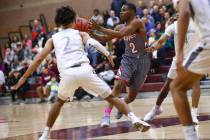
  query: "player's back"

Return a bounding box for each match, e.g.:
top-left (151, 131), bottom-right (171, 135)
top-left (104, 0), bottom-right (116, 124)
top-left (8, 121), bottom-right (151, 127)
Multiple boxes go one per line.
top-left (190, 0), bottom-right (210, 41)
top-left (52, 28), bottom-right (89, 74)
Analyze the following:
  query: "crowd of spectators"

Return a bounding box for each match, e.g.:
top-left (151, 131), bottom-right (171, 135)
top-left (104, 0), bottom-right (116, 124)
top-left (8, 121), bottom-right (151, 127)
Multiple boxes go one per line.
top-left (0, 0), bottom-right (177, 104)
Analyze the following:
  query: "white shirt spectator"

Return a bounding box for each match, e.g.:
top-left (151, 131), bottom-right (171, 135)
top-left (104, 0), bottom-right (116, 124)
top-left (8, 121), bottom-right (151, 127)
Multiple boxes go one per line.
top-left (0, 70), bottom-right (5, 85)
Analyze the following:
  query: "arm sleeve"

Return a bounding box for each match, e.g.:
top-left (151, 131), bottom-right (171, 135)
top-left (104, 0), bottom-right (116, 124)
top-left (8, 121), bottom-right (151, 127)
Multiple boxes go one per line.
top-left (165, 23), bottom-right (175, 37)
top-left (86, 38), bottom-right (110, 57)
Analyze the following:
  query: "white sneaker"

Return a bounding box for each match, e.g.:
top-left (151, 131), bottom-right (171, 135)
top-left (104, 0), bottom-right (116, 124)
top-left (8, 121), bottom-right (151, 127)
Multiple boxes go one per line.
top-left (132, 118), bottom-right (151, 132)
top-left (143, 106), bottom-right (163, 121)
top-left (39, 133), bottom-right (48, 140)
top-left (100, 116), bottom-right (110, 128)
top-left (191, 110), bottom-right (199, 125)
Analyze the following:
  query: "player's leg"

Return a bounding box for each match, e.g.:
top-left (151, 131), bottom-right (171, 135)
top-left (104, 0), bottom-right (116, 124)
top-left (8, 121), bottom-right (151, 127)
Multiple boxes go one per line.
top-left (144, 78), bottom-right (172, 121)
top-left (116, 57), bottom-right (151, 120)
top-left (81, 67), bottom-right (150, 131)
top-left (170, 70), bottom-right (202, 140)
top-left (191, 80), bottom-right (201, 124)
top-left (39, 98), bottom-right (65, 140)
top-left (101, 64), bottom-right (131, 126)
top-left (39, 75), bottom-right (78, 140)
top-left (105, 94), bottom-right (150, 132)
top-left (144, 60), bottom-right (176, 121)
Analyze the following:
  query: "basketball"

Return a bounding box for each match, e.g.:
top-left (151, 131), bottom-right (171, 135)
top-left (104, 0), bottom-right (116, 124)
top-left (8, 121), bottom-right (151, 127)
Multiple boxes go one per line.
top-left (73, 17), bottom-right (90, 32)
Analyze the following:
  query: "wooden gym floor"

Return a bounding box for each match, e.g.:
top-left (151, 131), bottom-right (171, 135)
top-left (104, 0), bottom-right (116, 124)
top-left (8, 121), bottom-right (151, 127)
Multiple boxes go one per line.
top-left (0, 89), bottom-right (210, 140)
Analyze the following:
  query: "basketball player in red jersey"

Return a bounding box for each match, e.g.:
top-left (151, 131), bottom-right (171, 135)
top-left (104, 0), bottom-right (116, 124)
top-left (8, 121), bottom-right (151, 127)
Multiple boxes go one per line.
top-left (90, 3), bottom-right (151, 127)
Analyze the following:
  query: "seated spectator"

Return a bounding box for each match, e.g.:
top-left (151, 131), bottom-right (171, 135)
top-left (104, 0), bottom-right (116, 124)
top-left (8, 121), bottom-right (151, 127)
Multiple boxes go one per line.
top-left (46, 76), bottom-right (58, 103)
top-left (111, 0), bottom-right (127, 17)
top-left (98, 63), bottom-right (115, 85)
top-left (91, 9), bottom-right (104, 24)
top-left (22, 34), bottom-right (32, 49)
top-left (142, 8), bottom-right (155, 28)
top-left (136, 0), bottom-right (146, 18)
top-left (0, 70), bottom-right (5, 96)
top-left (106, 10), bottom-right (120, 29)
top-left (141, 17), bottom-right (154, 33)
top-left (10, 36), bottom-right (21, 50)
top-left (7, 69), bottom-right (29, 104)
top-left (85, 41), bottom-right (100, 68)
top-left (102, 10), bottom-right (110, 27)
top-left (36, 66), bottom-right (55, 103)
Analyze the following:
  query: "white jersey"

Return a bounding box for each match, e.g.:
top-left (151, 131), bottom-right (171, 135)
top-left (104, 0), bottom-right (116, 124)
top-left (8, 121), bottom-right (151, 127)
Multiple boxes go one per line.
top-left (165, 20), bottom-right (199, 60)
top-left (189, 0), bottom-right (210, 42)
top-left (52, 29), bottom-right (89, 74)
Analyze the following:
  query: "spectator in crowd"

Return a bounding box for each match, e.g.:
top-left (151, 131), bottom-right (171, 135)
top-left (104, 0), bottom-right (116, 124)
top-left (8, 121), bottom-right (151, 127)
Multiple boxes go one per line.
top-left (136, 0), bottom-right (146, 18)
top-left (4, 47), bottom-right (15, 72)
top-left (106, 10), bottom-right (120, 29)
top-left (98, 63), bottom-right (115, 85)
top-left (31, 19), bottom-right (47, 48)
top-left (85, 42), bottom-right (100, 68)
top-left (142, 8), bottom-right (155, 28)
top-left (91, 9), bottom-right (104, 24)
top-left (7, 69), bottom-right (28, 104)
top-left (46, 76), bottom-right (58, 103)
top-left (102, 10), bottom-right (110, 27)
top-left (141, 16), bottom-right (154, 33)
top-left (111, 0), bottom-right (127, 17)
top-left (36, 66), bottom-right (55, 103)
top-left (22, 34), bottom-right (32, 49)
top-left (151, 5), bottom-right (162, 23)
top-left (15, 42), bottom-right (24, 62)
top-left (0, 70), bottom-right (5, 96)
top-left (10, 36), bottom-right (21, 50)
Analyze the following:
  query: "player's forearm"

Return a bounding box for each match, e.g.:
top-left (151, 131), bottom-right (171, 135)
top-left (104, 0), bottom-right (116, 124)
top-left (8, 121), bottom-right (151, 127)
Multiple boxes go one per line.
top-left (87, 38), bottom-right (110, 57)
top-left (91, 32), bottom-right (112, 42)
top-left (98, 26), bottom-right (123, 38)
top-left (177, 0), bottom-right (190, 54)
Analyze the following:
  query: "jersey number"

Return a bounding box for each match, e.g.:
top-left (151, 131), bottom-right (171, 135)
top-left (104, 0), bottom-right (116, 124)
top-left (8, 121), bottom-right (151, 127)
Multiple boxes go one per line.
top-left (129, 43), bottom-right (138, 53)
top-left (63, 36), bottom-right (71, 54)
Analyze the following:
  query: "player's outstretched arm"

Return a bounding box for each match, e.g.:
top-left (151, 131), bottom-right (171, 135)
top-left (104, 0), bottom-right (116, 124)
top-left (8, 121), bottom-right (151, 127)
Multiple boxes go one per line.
top-left (90, 19), bottom-right (140, 38)
top-left (145, 34), bottom-right (169, 52)
top-left (80, 32), bottom-right (115, 67)
top-left (11, 39), bottom-right (54, 90)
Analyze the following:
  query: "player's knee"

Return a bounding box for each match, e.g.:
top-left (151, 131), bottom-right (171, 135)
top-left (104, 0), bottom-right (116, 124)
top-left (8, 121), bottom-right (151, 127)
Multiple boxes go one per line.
top-left (170, 80), bottom-right (187, 94)
top-left (113, 81), bottom-right (124, 92)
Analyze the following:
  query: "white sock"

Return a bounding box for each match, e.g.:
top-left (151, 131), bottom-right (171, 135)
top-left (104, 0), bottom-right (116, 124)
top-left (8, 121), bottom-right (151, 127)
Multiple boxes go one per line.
top-left (154, 105), bottom-right (160, 110)
top-left (183, 125), bottom-right (198, 140)
top-left (192, 108), bottom-right (198, 115)
top-left (41, 127), bottom-right (50, 138)
top-left (127, 112), bottom-right (139, 120)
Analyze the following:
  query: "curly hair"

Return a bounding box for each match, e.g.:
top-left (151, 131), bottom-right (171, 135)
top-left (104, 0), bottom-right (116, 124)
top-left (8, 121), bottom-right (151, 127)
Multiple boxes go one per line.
top-left (54, 6), bottom-right (76, 27)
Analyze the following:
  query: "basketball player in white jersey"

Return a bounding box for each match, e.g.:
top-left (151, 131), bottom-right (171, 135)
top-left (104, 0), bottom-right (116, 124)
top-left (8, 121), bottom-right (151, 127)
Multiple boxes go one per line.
top-left (11, 6), bottom-right (150, 140)
top-left (170, 0), bottom-right (210, 139)
top-left (144, 0), bottom-right (200, 124)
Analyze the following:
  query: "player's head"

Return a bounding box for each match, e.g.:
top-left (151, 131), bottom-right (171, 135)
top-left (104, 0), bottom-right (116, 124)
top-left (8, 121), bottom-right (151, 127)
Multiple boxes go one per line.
top-left (120, 3), bottom-right (136, 21)
top-left (55, 6), bottom-right (76, 28)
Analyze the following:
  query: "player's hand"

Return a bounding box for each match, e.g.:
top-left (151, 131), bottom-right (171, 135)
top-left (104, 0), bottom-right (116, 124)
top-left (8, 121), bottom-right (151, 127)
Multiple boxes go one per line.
top-left (144, 46), bottom-right (156, 52)
top-left (107, 55), bottom-right (115, 67)
top-left (11, 77), bottom-right (26, 91)
top-left (176, 52), bottom-right (185, 75)
top-left (89, 19), bottom-right (100, 30)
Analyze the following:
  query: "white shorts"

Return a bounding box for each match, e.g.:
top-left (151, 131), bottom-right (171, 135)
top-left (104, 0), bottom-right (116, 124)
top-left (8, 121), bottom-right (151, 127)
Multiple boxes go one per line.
top-left (57, 63), bottom-right (112, 101)
top-left (184, 42), bottom-right (210, 75)
top-left (167, 59), bottom-right (177, 79)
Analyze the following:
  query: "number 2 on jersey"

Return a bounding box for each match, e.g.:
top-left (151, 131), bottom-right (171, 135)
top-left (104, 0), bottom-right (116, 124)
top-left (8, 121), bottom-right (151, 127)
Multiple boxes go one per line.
top-left (129, 43), bottom-right (138, 53)
top-left (63, 36), bottom-right (71, 54)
